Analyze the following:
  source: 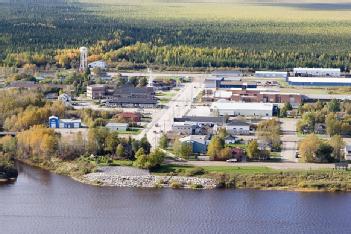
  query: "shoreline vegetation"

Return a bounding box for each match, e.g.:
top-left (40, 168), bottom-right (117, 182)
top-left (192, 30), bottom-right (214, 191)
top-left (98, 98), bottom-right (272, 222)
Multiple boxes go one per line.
top-left (16, 158), bottom-right (351, 192)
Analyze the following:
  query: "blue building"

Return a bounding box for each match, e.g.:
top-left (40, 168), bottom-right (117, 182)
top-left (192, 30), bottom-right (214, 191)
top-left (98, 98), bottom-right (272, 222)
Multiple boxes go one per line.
top-left (179, 135), bottom-right (210, 154)
top-left (49, 116), bottom-right (82, 129)
top-left (288, 77), bottom-right (351, 87)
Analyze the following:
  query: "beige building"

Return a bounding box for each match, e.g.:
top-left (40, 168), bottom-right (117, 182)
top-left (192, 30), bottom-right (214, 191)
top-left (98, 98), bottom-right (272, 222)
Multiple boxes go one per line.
top-left (87, 84), bottom-right (106, 99)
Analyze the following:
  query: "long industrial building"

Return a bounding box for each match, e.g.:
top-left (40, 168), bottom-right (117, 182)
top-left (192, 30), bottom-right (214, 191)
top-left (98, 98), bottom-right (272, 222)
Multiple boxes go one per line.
top-left (288, 77), bottom-right (351, 86)
top-left (255, 71), bottom-right (288, 79)
top-left (210, 102), bottom-right (276, 117)
top-left (292, 68), bottom-right (341, 77)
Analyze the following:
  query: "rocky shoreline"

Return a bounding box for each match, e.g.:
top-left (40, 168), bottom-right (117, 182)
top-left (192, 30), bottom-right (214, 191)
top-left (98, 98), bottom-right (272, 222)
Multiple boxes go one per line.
top-left (82, 166), bottom-right (217, 189)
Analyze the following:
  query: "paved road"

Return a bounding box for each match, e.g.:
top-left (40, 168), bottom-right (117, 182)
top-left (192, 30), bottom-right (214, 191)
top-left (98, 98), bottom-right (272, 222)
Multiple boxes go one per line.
top-left (176, 160), bottom-right (335, 170)
top-left (280, 118), bottom-right (299, 162)
top-left (137, 77), bottom-right (205, 148)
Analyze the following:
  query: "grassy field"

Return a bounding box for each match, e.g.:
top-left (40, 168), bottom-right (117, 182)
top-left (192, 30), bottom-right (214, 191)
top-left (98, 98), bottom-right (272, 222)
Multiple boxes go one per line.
top-left (151, 163), bottom-right (351, 191)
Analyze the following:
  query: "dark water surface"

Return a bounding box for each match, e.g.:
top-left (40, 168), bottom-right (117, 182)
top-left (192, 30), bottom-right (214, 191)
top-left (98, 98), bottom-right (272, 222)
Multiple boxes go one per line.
top-left (1, 164), bottom-right (351, 234)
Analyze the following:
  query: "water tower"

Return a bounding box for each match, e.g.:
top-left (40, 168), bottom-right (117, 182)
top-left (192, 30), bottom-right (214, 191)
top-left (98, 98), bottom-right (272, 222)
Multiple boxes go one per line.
top-left (79, 47), bottom-right (88, 71)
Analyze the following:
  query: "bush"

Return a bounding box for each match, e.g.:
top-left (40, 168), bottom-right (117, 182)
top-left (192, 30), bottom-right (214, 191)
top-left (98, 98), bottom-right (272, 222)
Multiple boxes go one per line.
top-left (170, 181), bottom-right (182, 189)
top-left (190, 183), bottom-right (203, 189)
top-left (185, 167), bottom-right (205, 177)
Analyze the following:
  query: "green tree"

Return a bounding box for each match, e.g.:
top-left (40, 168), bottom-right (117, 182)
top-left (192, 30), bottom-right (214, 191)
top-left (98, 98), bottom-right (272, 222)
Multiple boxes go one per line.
top-left (116, 144), bottom-right (125, 158)
top-left (0, 136), bottom-right (17, 155)
top-left (328, 99), bottom-right (340, 112)
top-left (159, 134), bottom-right (168, 149)
top-left (217, 147), bottom-right (232, 161)
top-left (133, 148), bottom-right (148, 168)
top-left (325, 113), bottom-right (342, 136)
top-left (329, 135), bottom-right (345, 162)
top-left (207, 136), bottom-right (224, 159)
top-left (299, 134), bottom-right (321, 162)
top-left (247, 140), bottom-right (259, 160)
top-left (316, 143), bottom-right (333, 162)
top-left (256, 118), bottom-right (281, 150)
top-left (140, 135), bottom-right (151, 154)
top-left (280, 102), bottom-right (292, 117)
top-left (105, 131), bottom-right (120, 154)
top-left (138, 77), bottom-right (148, 87)
top-left (179, 142), bottom-right (193, 159)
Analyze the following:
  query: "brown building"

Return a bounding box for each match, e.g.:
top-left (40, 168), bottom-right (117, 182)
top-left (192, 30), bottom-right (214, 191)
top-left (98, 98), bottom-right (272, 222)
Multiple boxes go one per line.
top-left (87, 84), bottom-right (107, 99)
top-left (119, 112), bottom-right (142, 122)
top-left (229, 90), bottom-right (302, 104)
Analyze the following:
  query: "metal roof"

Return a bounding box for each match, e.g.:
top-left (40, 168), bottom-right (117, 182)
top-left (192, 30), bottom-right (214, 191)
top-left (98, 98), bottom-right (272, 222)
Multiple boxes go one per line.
top-left (211, 102), bottom-right (274, 111)
top-left (288, 77), bottom-right (351, 83)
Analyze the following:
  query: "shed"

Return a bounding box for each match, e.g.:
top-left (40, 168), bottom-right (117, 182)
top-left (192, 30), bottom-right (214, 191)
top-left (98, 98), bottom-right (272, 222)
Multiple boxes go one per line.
top-left (106, 123), bottom-right (129, 131)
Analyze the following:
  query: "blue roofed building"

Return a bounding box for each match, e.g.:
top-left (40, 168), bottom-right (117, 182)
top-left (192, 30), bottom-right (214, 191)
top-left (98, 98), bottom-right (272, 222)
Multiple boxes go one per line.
top-left (49, 116), bottom-right (82, 129)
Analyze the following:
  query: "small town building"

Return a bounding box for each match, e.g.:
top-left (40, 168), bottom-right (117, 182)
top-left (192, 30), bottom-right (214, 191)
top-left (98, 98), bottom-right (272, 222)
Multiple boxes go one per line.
top-left (88, 60), bottom-right (107, 69)
top-left (224, 135), bottom-right (238, 144)
top-left (344, 145), bottom-right (351, 161)
top-left (179, 135), bottom-right (210, 154)
top-left (225, 121), bottom-right (251, 135)
top-left (255, 71), bottom-right (288, 79)
top-left (211, 101), bottom-right (275, 117)
top-left (119, 112), bottom-right (142, 122)
top-left (58, 93), bottom-right (72, 103)
top-left (49, 116), bottom-right (82, 129)
top-left (211, 70), bottom-right (243, 78)
top-left (172, 122), bottom-right (195, 135)
top-left (288, 77), bottom-right (351, 87)
top-left (204, 77), bottom-right (223, 89)
top-left (105, 98), bottom-right (157, 108)
top-left (87, 84), bottom-right (107, 99)
top-left (105, 123), bottom-right (129, 131)
top-left (293, 68), bottom-right (341, 77)
top-left (219, 81), bottom-right (257, 89)
top-left (174, 116), bottom-right (226, 126)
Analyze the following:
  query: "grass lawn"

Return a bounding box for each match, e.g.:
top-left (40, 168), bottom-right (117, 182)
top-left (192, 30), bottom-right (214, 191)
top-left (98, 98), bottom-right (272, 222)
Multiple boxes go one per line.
top-left (226, 143), bottom-right (247, 150)
top-left (151, 164), bottom-right (277, 176)
top-left (117, 128), bottom-right (142, 135)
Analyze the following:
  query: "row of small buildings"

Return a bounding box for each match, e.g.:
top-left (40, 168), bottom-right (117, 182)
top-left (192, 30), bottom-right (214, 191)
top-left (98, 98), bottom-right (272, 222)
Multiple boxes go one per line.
top-left (168, 116), bottom-right (251, 156)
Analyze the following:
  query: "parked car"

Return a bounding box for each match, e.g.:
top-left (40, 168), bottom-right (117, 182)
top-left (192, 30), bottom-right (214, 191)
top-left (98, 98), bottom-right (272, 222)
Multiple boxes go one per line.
top-left (226, 159), bottom-right (238, 163)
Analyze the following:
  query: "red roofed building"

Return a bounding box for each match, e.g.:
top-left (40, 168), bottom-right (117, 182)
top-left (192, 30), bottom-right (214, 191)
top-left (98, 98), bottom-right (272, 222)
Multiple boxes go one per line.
top-left (119, 112), bottom-right (142, 122)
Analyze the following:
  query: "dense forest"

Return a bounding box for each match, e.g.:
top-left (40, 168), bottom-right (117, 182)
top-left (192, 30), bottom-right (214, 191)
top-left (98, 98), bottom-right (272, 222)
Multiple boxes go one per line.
top-left (1, 0), bottom-right (351, 69)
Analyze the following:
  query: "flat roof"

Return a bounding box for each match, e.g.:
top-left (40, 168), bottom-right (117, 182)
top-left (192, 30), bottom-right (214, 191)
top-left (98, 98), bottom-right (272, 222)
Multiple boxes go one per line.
top-left (226, 121), bottom-right (251, 126)
top-left (303, 94), bottom-right (351, 100)
top-left (260, 91), bottom-right (300, 95)
top-left (288, 77), bottom-right (351, 83)
top-left (106, 123), bottom-right (129, 127)
top-left (293, 68), bottom-right (340, 72)
top-left (174, 116), bottom-right (225, 123)
top-left (211, 102), bottom-right (274, 111)
top-left (255, 71), bottom-right (287, 74)
top-left (205, 77), bottom-right (223, 81)
top-left (61, 119), bottom-right (82, 123)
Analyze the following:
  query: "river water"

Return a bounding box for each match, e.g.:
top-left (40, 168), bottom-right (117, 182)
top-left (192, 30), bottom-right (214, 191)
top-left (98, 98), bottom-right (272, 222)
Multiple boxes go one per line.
top-left (1, 164), bottom-right (351, 234)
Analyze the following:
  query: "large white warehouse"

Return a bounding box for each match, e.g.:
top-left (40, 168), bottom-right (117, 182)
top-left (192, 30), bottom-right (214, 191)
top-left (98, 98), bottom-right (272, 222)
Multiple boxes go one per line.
top-left (210, 101), bottom-right (275, 117)
top-left (293, 68), bottom-right (340, 77)
top-left (255, 71), bottom-right (288, 79)
top-left (288, 77), bottom-right (351, 86)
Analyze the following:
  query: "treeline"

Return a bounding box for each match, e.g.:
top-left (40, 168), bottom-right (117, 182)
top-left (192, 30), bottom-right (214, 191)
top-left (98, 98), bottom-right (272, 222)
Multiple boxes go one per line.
top-left (297, 100), bottom-right (351, 136)
top-left (4, 41), bottom-right (351, 70)
top-left (1, 1), bottom-right (351, 69)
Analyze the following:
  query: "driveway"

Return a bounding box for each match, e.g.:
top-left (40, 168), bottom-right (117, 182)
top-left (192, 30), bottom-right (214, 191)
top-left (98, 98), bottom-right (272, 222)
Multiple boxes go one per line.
top-left (280, 118), bottom-right (299, 162)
